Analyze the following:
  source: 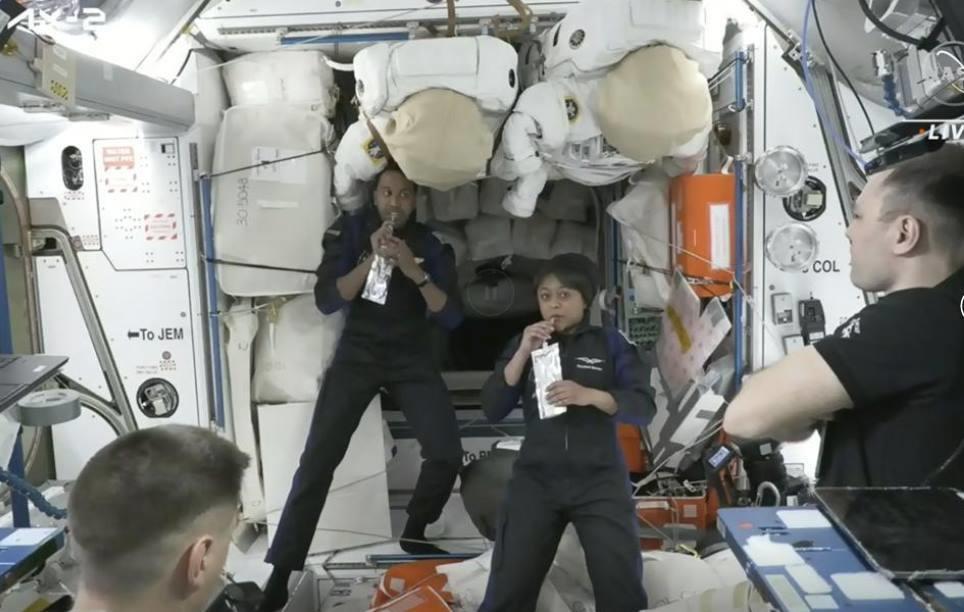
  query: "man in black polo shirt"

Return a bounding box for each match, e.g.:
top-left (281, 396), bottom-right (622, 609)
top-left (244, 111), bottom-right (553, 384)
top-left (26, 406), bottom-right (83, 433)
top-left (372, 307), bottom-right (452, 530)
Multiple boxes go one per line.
top-left (724, 144), bottom-right (964, 488)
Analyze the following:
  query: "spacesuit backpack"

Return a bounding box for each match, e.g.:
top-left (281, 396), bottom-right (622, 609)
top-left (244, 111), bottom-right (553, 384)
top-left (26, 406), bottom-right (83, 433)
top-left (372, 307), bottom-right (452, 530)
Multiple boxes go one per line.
top-left (334, 36), bottom-right (519, 211)
top-left (493, 0), bottom-right (722, 218)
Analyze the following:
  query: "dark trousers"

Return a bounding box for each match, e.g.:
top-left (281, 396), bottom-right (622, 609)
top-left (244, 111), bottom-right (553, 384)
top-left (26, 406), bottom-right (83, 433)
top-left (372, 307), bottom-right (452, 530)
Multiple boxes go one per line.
top-left (265, 352), bottom-right (463, 570)
top-left (479, 466), bottom-right (647, 612)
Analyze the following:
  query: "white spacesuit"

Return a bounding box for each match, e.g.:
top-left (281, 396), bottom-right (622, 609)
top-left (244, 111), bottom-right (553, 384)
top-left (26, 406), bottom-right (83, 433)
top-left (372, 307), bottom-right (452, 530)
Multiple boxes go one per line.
top-left (333, 36), bottom-right (518, 211)
top-left (493, 0), bottom-right (722, 218)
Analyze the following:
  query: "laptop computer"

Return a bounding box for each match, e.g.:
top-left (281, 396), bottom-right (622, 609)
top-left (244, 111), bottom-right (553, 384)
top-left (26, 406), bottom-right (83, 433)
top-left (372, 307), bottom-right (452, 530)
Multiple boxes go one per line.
top-left (0, 354), bottom-right (69, 414)
top-left (815, 487), bottom-right (964, 581)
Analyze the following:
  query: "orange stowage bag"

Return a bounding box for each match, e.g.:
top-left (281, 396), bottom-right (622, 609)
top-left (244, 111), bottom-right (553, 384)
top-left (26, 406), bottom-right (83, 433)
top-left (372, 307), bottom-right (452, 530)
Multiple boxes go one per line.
top-left (370, 560), bottom-right (459, 608)
top-left (618, 424), bottom-right (648, 474)
top-left (369, 584), bottom-right (453, 611)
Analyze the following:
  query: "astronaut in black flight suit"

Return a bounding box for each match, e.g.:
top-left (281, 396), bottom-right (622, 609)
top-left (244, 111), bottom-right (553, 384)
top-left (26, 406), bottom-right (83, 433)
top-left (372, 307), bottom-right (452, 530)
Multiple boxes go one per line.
top-left (259, 166), bottom-right (464, 612)
top-left (479, 254), bottom-right (656, 612)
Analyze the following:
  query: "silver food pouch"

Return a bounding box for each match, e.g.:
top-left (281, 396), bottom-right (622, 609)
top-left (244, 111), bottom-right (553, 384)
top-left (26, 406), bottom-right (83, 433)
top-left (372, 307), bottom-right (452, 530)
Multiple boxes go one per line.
top-left (532, 341), bottom-right (566, 419)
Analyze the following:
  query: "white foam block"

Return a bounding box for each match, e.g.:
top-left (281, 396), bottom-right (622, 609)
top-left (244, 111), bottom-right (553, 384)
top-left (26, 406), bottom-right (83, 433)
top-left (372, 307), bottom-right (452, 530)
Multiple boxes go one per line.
top-left (936, 582), bottom-right (964, 598)
top-left (745, 535), bottom-right (806, 568)
top-left (805, 594), bottom-right (840, 609)
top-left (763, 574), bottom-right (809, 612)
top-left (778, 509), bottom-right (832, 530)
top-left (787, 564), bottom-right (832, 594)
top-left (831, 572), bottom-right (905, 601)
top-left (0, 528), bottom-right (58, 547)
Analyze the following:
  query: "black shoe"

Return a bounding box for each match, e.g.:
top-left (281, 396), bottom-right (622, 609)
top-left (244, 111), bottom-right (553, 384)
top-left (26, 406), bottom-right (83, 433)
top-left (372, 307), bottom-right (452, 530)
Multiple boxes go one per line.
top-left (399, 538), bottom-right (451, 557)
top-left (257, 567), bottom-right (291, 612)
top-left (400, 519), bottom-right (450, 557)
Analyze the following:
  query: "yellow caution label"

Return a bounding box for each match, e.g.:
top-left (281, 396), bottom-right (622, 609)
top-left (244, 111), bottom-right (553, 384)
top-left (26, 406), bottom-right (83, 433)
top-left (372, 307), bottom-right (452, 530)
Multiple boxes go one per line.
top-left (666, 306), bottom-right (692, 352)
top-left (24, 600), bottom-right (52, 612)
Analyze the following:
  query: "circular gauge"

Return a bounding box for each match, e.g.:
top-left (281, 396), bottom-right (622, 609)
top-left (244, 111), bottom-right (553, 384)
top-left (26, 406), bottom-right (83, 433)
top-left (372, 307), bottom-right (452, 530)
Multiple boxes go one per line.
top-left (783, 176), bottom-right (827, 222)
top-left (765, 223), bottom-right (819, 272)
top-left (930, 42), bottom-right (964, 107)
top-left (755, 146), bottom-right (809, 197)
top-left (464, 268), bottom-right (516, 318)
top-left (136, 378), bottom-right (179, 418)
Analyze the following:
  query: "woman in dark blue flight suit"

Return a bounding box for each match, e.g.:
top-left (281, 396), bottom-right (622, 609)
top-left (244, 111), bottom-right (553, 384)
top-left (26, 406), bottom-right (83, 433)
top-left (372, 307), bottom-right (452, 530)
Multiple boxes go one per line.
top-left (259, 166), bottom-right (464, 612)
top-left (479, 254), bottom-right (655, 612)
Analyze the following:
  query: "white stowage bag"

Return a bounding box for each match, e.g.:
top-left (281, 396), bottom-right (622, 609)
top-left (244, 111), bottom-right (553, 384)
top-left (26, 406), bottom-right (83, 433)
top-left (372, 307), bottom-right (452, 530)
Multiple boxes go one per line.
top-left (437, 550), bottom-right (573, 612)
top-left (465, 215), bottom-right (513, 261)
top-left (253, 296), bottom-right (345, 404)
top-left (431, 223), bottom-right (469, 267)
top-left (512, 213), bottom-right (557, 260)
top-left (224, 302), bottom-right (266, 521)
top-left (437, 551), bottom-right (492, 610)
top-left (259, 399), bottom-right (391, 555)
top-left (554, 529), bottom-right (760, 611)
top-left (644, 549), bottom-right (767, 612)
top-left (213, 104), bottom-right (335, 297)
top-left (703, 549), bottom-right (751, 587)
top-left (540, 181), bottom-right (589, 222)
top-left (642, 551), bottom-right (731, 607)
top-left (430, 183), bottom-right (480, 222)
top-left (607, 169), bottom-right (672, 308)
top-left (438, 528), bottom-right (762, 612)
top-left (222, 50), bottom-right (339, 116)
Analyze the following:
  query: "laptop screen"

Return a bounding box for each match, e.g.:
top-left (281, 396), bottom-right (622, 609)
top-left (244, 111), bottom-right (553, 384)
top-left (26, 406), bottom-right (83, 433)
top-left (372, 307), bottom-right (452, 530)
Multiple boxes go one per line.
top-left (816, 487), bottom-right (964, 580)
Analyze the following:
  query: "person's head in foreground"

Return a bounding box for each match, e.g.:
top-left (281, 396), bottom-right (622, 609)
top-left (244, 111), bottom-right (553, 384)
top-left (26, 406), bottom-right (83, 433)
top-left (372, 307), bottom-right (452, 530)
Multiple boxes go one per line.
top-left (372, 163), bottom-right (417, 229)
top-left (849, 143), bottom-right (964, 294)
top-left (534, 253), bottom-right (599, 334)
top-left (69, 425), bottom-right (249, 612)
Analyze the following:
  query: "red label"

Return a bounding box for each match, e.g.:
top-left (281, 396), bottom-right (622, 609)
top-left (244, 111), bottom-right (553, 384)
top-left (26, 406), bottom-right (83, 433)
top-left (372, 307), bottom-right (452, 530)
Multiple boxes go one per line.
top-left (102, 146), bottom-right (135, 170)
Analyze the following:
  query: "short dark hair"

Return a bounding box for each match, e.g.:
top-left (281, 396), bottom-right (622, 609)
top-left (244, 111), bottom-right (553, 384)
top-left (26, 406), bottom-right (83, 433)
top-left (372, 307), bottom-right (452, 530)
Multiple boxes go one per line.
top-left (534, 253), bottom-right (600, 306)
top-left (69, 425), bottom-right (249, 593)
top-left (880, 144), bottom-right (964, 254)
top-left (374, 162), bottom-right (412, 188)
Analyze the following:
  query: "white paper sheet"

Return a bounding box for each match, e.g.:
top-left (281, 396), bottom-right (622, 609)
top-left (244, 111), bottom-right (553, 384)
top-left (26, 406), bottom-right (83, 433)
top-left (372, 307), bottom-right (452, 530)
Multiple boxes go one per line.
top-left (831, 572), bottom-right (905, 601)
top-left (777, 509), bottom-right (832, 530)
top-left (655, 271), bottom-right (732, 398)
top-left (745, 535), bottom-right (806, 567)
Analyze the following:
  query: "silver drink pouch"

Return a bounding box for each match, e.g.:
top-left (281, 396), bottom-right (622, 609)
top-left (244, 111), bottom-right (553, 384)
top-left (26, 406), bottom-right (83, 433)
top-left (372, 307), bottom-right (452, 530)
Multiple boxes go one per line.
top-left (362, 213), bottom-right (397, 305)
top-left (361, 254), bottom-right (394, 305)
top-left (532, 341), bottom-right (566, 419)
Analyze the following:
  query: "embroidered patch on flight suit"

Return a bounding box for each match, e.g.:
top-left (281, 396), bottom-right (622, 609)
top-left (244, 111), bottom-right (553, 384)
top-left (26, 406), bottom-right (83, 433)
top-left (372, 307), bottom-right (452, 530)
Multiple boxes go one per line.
top-left (564, 97), bottom-right (580, 123)
top-left (362, 138), bottom-right (385, 162)
top-left (569, 29), bottom-right (586, 49)
top-left (575, 356), bottom-right (604, 372)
